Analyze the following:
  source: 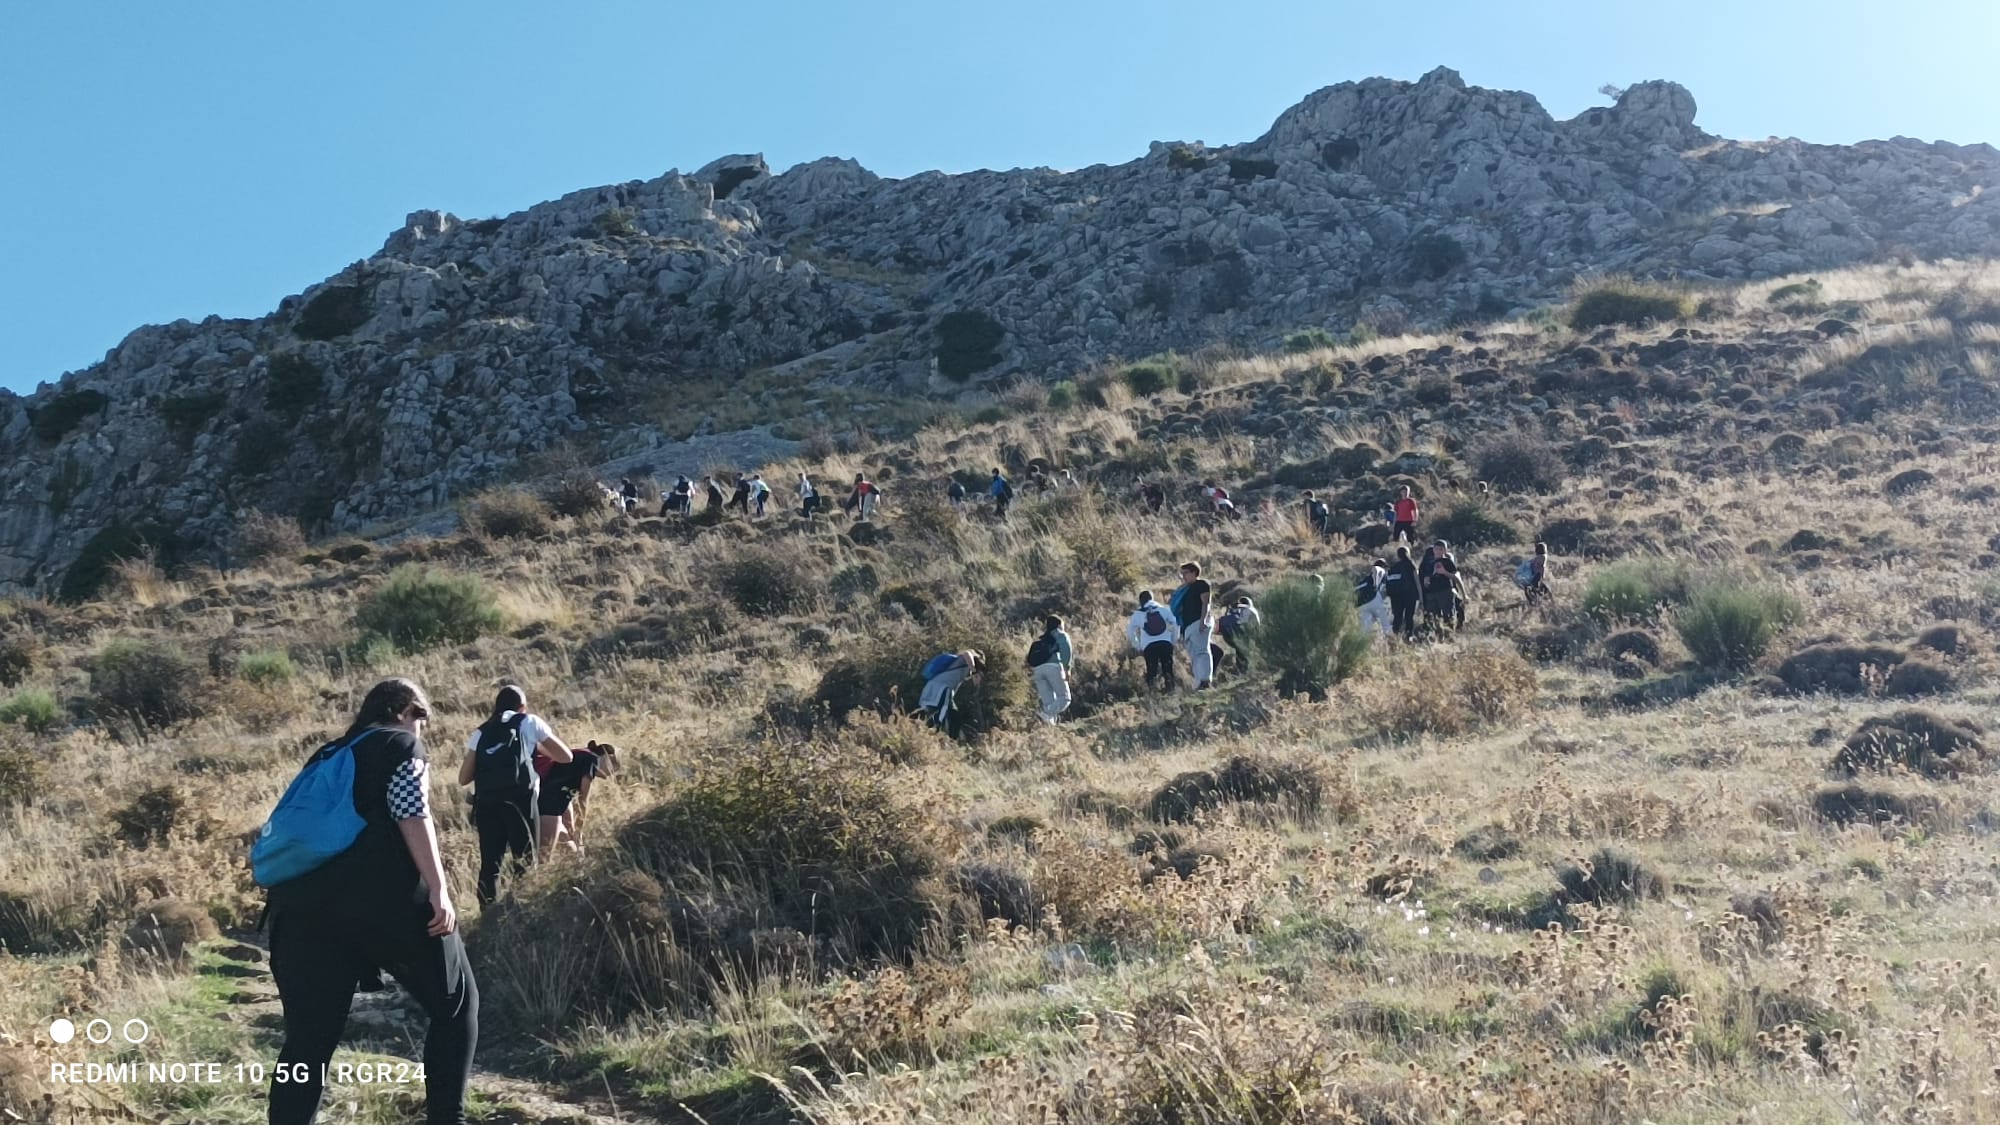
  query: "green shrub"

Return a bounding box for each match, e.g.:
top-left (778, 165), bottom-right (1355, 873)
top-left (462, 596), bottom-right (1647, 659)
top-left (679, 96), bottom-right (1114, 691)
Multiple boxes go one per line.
top-left (717, 544), bottom-right (820, 617)
top-left (0, 637), bottom-right (36, 688)
top-left (1768, 280), bottom-right (1824, 309)
top-left (1570, 281), bottom-right (1693, 330)
top-left (354, 565), bottom-right (503, 652)
top-left (1063, 524), bottom-right (1143, 595)
top-left (1227, 156), bottom-right (1276, 182)
top-left (1428, 501), bottom-right (1522, 550)
top-left (1675, 584), bottom-right (1802, 672)
top-left (0, 689), bottom-right (61, 734)
top-left (30, 390), bottom-right (110, 444)
top-left (1410, 232), bottom-right (1468, 279)
top-left (109, 785), bottom-right (208, 849)
top-left (1165, 145), bottom-right (1210, 171)
top-left (1583, 559), bottom-right (1694, 624)
top-left (91, 639), bottom-right (207, 729)
top-left (237, 650), bottom-right (295, 687)
top-left (1472, 431), bottom-right (1565, 494)
top-left (593, 208), bottom-right (637, 237)
top-left (265, 352), bottom-right (325, 420)
top-left (543, 457), bottom-right (614, 519)
top-left (232, 510), bottom-right (307, 564)
top-left (1283, 328), bottom-right (1338, 353)
top-left (814, 629), bottom-right (1028, 738)
top-left (934, 310), bottom-right (1006, 381)
top-left (1121, 357), bottom-right (1178, 397)
top-left (464, 488), bottom-right (553, 539)
top-left (1045, 381), bottom-right (1078, 410)
top-left (1251, 578), bottom-right (1371, 701)
top-left (618, 743), bottom-right (954, 971)
top-left (159, 391), bottom-right (227, 445)
top-left (294, 283), bottom-right (372, 340)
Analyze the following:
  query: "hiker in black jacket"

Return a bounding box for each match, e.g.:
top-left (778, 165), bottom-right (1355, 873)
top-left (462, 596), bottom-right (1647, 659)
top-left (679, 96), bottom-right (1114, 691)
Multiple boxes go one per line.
top-left (1385, 546), bottom-right (1422, 639)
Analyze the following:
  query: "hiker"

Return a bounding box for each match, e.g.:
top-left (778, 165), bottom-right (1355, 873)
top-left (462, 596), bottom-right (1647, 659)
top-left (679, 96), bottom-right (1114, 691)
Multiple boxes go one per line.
top-left (660, 475), bottom-right (693, 517)
top-left (1202, 480), bottom-right (1239, 520)
top-left (263, 678), bottom-right (477, 1125)
top-left (1356, 556), bottom-right (1393, 637)
top-left (1517, 541), bottom-right (1552, 606)
top-left (917, 650), bottom-right (982, 737)
top-left (536, 739), bottom-right (618, 855)
top-left (1026, 615), bottom-right (1074, 725)
top-left (989, 468), bottom-right (1014, 519)
top-left (1391, 486), bottom-right (1420, 544)
top-left (1170, 562), bottom-right (1215, 690)
top-left (848, 473), bottom-right (880, 520)
top-left (1126, 591), bottom-right (1179, 691)
top-left (1421, 540), bottom-right (1465, 631)
top-left (749, 473), bottom-right (771, 517)
top-left (727, 474), bottom-right (752, 515)
top-left (798, 473), bottom-right (819, 519)
top-left (1217, 595), bottom-right (1260, 673)
top-left (457, 685), bottom-right (572, 906)
top-left (703, 475), bottom-right (726, 514)
top-left (1138, 481), bottom-right (1165, 515)
top-left (947, 476), bottom-right (968, 507)
top-left (1303, 490), bottom-right (1331, 537)
top-left (1385, 546), bottom-right (1421, 638)
top-left (618, 478), bottom-right (640, 515)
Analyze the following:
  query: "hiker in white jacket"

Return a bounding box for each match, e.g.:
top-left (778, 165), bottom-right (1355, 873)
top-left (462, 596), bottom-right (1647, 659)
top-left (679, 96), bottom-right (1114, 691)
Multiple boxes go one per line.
top-left (1125, 591), bottom-right (1179, 692)
top-left (1356, 557), bottom-right (1393, 638)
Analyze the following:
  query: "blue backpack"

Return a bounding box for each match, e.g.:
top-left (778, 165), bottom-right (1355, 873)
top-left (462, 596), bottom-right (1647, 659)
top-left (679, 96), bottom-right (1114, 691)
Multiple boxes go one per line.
top-left (922, 652), bottom-right (959, 680)
top-left (251, 732), bottom-right (373, 888)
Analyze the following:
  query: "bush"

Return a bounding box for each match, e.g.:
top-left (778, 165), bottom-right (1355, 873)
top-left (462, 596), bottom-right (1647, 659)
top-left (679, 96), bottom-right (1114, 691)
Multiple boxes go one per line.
top-left (29, 389), bottom-right (110, 444)
top-left (1063, 524), bottom-right (1143, 595)
top-left (813, 629), bottom-right (1028, 738)
top-left (0, 689), bottom-right (61, 734)
top-left (264, 352), bottom-right (325, 420)
top-left (593, 208), bottom-right (637, 237)
top-left (1812, 782), bottom-right (1940, 827)
top-left (124, 898), bottom-right (219, 962)
top-left (91, 639), bottom-right (206, 729)
top-left (109, 785), bottom-right (209, 849)
top-left (464, 488), bottom-right (553, 539)
top-left (1366, 642), bottom-right (1538, 739)
top-left (544, 463), bottom-right (612, 520)
top-left (1583, 559), bottom-right (1693, 624)
top-left (1284, 328), bottom-right (1338, 353)
top-left (294, 283), bottom-right (372, 340)
top-left (1250, 578), bottom-right (1371, 700)
top-left (1428, 500), bottom-right (1522, 550)
top-left (934, 310), bottom-right (1006, 381)
top-left (1832, 709), bottom-right (1986, 779)
top-left (717, 544), bottom-right (819, 617)
top-left (1145, 754), bottom-right (1345, 825)
top-left (1674, 584), bottom-right (1802, 672)
top-left (232, 419), bottom-right (288, 477)
top-left (353, 565), bottom-right (503, 652)
top-left (1472, 431), bottom-right (1565, 494)
top-left (233, 510), bottom-right (307, 563)
top-left (237, 650), bottom-right (295, 687)
top-left (1410, 232), bottom-right (1467, 279)
top-left (1602, 629), bottom-right (1663, 666)
top-left (1569, 280), bottom-right (1693, 330)
top-left (1553, 847), bottom-right (1670, 908)
top-left (617, 744), bottom-right (955, 974)
top-left (0, 637), bottom-right (35, 688)
top-left (1045, 381), bottom-right (1079, 410)
top-left (1777, 642), bottom-right (1906, 695)
top-left (1121, 358), bottom-right (1178, 397)
top-left (1884, 468), bottom-right (1937, 496)
top-left (159, 391), bottom-right (227, 445)
top-left (58, 524), bottom-right (157, 605)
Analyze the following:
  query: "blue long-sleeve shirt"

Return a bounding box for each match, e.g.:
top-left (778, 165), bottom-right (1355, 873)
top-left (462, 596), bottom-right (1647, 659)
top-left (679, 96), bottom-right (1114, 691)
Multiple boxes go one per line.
top-left (1053, 630), bottom-right (1072, 668)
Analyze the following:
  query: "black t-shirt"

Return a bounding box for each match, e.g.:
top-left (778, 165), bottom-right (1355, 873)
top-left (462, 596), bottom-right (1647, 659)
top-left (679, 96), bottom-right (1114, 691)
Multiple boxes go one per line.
top-left (266, 728), bottom-right (428, 915)
top-left (1174, 579), bottom-right (1212, 628)
top-left (1387, 559), bottom-right (1420, 599)
top-left (542, 748), bottom-right (602, 796)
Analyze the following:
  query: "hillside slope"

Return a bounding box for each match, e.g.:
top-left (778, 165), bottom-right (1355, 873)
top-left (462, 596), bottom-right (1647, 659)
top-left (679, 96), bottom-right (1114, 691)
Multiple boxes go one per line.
top-left (3, 261), bottom-right (2000, 1122)
top-left (4, 69), bottom-right (1999, 595)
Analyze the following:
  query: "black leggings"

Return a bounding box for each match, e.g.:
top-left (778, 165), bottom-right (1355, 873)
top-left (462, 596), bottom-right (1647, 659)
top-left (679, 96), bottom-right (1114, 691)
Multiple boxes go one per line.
top-left (1143, 641), bottom-right (1177, 689)
top-left (474, 801), bottom-right (535, 905)
top-left (269, 904), bottom-right (477, 1125)
top-left (1390, 597), bottom-right (1418, 637)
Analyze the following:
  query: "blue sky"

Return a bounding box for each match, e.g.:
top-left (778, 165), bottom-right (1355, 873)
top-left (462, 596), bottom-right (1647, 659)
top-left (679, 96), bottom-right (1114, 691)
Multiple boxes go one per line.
top-left (2, 0), bottom-right (1993, 393)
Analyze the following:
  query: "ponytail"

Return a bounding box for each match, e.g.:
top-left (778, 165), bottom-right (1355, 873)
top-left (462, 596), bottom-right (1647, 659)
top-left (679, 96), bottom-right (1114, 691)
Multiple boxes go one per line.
top-left (342, 678), bottom-right (429, 740)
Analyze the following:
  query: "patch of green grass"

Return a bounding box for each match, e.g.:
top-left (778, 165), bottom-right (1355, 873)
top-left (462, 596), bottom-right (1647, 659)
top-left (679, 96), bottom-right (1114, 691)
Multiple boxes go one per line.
top-left (1570, 280), bottom-right (1693, 330)
top-left (237, 650), bottom-right (295, 686)
top-left (0, 688), bottom-right (61, 733)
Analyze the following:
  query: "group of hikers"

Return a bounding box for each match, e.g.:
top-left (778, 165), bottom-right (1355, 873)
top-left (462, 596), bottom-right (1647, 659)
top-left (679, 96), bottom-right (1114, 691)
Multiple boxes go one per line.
top-left (603, 470), bottom-right (894, 522)
top-left (253, 680), bottom-right (618, 1125)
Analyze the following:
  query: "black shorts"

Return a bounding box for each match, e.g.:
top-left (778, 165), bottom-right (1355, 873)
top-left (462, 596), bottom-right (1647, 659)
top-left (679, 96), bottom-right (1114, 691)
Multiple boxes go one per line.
top-left (536, 786), bottom-right (578, 817)
top-left (1393, 520), bottom-right (1417, 539)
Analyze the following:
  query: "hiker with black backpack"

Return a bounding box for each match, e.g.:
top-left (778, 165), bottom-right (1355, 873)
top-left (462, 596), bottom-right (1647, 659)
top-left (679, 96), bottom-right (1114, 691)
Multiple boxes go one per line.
top-left (703, 475), bottom-right (726, 514)
top-left (1302, 490), bottom-right (1331, 537)
top-left (749, 473), bottom-right (772, 518)
top-left (1385, 546), bottom-right (1421, 639)
top-left (947, 475), bottom-right (968, 508)
top-left (798, 473), bottom-right (819, 519)
top-left (1170, 562), bottom-right (1216, 690)
top-left (1026, 615), bottom-right (1073, 725)
top-left (456, 685), bottom-right (572, 906)
top-left (255, 678), bottom-right (477, 1125)
top-left (1126, 591), bottom-right (1178, 692)
top-left (727, 473), bottom-right (752, 515)
top-left (1355, 556), bottom-right (1392, 638)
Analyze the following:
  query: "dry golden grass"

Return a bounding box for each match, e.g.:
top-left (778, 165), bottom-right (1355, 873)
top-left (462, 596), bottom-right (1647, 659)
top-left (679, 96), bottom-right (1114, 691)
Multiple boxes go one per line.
top-left (5, 259), bottom-right (2000, 1123)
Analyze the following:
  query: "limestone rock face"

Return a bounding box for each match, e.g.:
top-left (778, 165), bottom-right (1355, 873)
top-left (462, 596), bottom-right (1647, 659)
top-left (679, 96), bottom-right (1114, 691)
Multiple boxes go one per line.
top-left (6, 70), bottom-right (1998, 592)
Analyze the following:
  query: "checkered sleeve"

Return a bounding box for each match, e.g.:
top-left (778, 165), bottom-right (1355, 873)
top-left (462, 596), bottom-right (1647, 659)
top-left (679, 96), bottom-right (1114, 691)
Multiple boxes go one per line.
top-left (387, 756), bottom-right (431, 820)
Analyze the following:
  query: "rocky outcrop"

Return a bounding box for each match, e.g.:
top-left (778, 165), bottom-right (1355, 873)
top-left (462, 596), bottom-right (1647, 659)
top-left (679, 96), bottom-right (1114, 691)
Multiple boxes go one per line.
top-left (4, 69), bottom-right (1997, 592)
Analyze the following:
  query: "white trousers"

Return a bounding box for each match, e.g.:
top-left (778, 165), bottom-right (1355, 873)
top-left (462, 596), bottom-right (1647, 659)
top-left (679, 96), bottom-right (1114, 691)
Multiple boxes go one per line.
top-left (1031, 663), bottom-right (1071, 723)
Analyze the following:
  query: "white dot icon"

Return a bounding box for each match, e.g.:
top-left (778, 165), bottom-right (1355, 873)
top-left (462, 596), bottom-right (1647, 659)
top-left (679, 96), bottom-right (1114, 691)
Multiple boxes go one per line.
top-left (49, 1018), bottom-right (75, 1044)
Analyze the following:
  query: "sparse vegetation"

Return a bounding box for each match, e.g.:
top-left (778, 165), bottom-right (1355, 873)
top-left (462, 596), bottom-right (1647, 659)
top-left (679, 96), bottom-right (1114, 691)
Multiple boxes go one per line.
top-left (353, 565), bottom-right (503, 651)
top-left (293, 282), bottom-right (372, 340)
top-left (934, 309), bottom-right (1006, 381)
top-left (232, 509), bottom-right (307, 563)
top-left (1673, 583), bottom-right (1802, 672)
top-left (1251, 578), bottom-right (1370, 700)
top-left (1410, 231), bottom-right (1468, 279)
top-left (1583, 558), bottom-right (1693, 623)
top-left (1569, 279), bottom-right (1693, 329)
top-left (90, 639), bottom-right (206, 729)
top-left (0, 689), bottom-right (61, 734)
top-left (464, 488), bottom-right (554, 539)
top-left (29, 389), bottom-right (110, 443)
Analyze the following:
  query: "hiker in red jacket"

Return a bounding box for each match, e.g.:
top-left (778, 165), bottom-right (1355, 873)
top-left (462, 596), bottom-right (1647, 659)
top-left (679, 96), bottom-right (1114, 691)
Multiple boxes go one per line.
top-left (1391, 485), bottom-right (1420, 544)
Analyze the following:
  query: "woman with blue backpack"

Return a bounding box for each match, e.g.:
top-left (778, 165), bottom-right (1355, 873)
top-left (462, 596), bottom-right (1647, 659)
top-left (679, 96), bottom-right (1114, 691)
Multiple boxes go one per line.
top-left (258, 678), bottom-right (477, 1125)
top-left (917, 650), bottom-right (982, 737)
top-left (456, 684), bottom-right (572, 906)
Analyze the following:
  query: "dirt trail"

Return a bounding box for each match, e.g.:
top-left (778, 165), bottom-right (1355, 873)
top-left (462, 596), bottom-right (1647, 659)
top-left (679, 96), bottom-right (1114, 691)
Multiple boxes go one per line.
top-left (206, 938), bottom-right (663, 1125)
